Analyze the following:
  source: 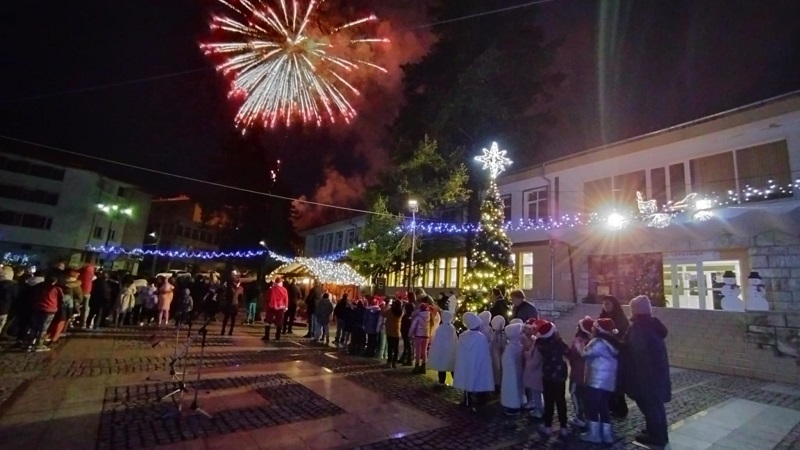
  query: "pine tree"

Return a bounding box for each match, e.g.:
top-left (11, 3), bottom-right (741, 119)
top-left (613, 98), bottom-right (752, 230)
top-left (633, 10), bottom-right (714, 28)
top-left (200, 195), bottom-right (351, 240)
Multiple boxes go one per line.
top-left (460, 180), bottom-right (515, 314)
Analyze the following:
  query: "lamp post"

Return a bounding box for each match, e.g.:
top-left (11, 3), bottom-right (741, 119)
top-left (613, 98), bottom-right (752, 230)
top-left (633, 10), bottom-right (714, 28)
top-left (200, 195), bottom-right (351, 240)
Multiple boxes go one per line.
top-left (96, 203), bottom-right (133, 271)
top-left (258, 240), bottom-right (269, 295)
top-left (407, 199), bottom-right (418, 290)
top-left (146, 231), bottom-right (160, 275)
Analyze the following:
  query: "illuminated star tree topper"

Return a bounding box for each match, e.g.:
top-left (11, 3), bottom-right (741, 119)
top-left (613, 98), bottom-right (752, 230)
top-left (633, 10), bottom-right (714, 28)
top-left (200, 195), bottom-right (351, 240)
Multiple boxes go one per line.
top-left (475, 142), bottom-right (513, 179)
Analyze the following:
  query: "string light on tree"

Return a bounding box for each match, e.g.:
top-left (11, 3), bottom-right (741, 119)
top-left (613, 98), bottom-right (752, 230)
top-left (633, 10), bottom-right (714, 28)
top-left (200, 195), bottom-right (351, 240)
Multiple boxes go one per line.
top-left (460, 143), bottom-right (517, 318)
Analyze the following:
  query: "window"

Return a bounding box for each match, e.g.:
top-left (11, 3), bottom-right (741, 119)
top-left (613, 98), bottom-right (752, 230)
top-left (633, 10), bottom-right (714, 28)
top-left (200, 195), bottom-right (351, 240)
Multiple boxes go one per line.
top-left (93, 226), bottom-right (103, 238)
top-left (325, 234), bottom-right (333, 253)
top-left (650, 167), bottom-right (667, 207)
top-left (500, 195), bottom-right (512, 221)
top-left (448, 257), bottom-right (459, 288)
top-left (183, 227), bottom-right (192, 238)
top-left (0, 211), bottom-right (53, 230)
top-left (520, 252), bottom-right (534, 290)
top-left (117, 187), bottom-right (127, 197)
top-left (0, 211), bottom-right (21, 226)
top-left (437, 258), bottom-right (446, 288)
top-left (0, 157), bottom-right (64, 181)
top-left (584, 177), bottom-right (612, 212)
top-left (691, 152), bottom-right (736, 196)
top-left (735, 140), bottom-right (792, 199)
top-left (388, 271), bottom-right (396, 287)
top-left (525, 187), bottom-right (549, 221)
top-left (175, 225), bottom-right (184, 236)
top-left (108, 229), bottom-right (117, 241)
top-left (346, 229), bottom-right (355, 245)
top-left (613, 170), bottom-right (646, 208)
top-left (669, 163), bottom-right (686, 201)
top-left (0, 184), bottom-right (59, 206)
top-left (460, 256), bottom-right (468, 282)
top-left (335, 231), bottom-right (344, 250)
top-left (315, 236), bottom-right (324, 254)
top-left (191, 229), bottom-right (200, 240)
top-left (426, 262), bottom-right (435, 288)
top-left (356, 227), bottom-right (363, 242)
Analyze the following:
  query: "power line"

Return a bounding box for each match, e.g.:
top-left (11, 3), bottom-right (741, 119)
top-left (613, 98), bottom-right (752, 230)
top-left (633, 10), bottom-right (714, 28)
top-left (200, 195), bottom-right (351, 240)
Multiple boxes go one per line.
top-left (0, 68), bottom-right (211, 105)
top-left (0, 134), bottom-right (405, 219)
top-left (0, 1), bottom-right (554, 105)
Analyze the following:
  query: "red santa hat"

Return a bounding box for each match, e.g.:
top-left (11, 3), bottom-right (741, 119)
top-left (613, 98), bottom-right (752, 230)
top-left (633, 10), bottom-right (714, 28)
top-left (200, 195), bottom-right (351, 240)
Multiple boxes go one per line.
top-left (578, 316), bottom-right (595, 335)
top-left (535, 320), bottom-right (556, 339)
top-left (594, 318), bottom-right (618, 335)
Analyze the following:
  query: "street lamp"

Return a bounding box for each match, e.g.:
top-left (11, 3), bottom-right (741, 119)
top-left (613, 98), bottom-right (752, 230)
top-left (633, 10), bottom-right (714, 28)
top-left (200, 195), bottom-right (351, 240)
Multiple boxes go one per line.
top-left (146, 231), bottom-right (160, 274)
top-left (407, 199), bottom-right (418, 290)
top-left (97, 203), bottom-right (133, 246)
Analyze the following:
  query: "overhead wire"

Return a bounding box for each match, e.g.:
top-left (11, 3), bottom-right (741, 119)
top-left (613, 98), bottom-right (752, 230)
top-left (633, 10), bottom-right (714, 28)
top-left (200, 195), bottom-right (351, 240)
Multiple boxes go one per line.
top-left (0, 0), bottom-right (553, 105)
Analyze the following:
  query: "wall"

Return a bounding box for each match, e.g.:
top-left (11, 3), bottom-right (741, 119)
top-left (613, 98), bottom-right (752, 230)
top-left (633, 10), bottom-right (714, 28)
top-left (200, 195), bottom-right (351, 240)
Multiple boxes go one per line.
top-left (551, 302), bottom-right (800, 384)
top-left (749, 230), bottom-right (800, 312)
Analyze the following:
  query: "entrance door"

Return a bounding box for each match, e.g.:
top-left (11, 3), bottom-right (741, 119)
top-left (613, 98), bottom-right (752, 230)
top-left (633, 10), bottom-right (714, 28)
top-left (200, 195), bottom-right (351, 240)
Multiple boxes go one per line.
top-left (663, 260), bottom-right (741, 310)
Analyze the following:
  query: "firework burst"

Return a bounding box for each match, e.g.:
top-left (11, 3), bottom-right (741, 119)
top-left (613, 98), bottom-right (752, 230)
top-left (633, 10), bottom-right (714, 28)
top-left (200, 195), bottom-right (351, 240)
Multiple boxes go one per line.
top-left (201, 0), bottom-right (389, 129)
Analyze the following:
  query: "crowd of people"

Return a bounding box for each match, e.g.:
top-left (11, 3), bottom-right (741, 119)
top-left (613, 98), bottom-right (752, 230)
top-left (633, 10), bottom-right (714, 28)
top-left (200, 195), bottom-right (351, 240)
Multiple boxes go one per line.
top-left (0, 262), bottom-right (671, 447)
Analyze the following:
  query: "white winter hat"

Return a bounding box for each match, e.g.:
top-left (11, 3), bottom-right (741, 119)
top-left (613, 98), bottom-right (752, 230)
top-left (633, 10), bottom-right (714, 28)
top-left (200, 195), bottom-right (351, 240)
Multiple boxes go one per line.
top-left (463, 312), bottom-right (482, 330)
top-left (505, 323), bottom-right (523, 340)
top-left (490, 315), bottom-right (506, 331)
top-left (478, 310), bottom-right (491, 325)
top-left (441, 311), bottom-right (454, 324)
top-left (509, 318), bottom-right (523, 325)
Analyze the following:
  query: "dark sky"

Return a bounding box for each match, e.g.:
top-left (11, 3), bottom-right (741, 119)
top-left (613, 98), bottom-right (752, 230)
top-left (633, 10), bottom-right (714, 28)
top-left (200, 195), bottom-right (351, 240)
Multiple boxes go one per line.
top-left (1, 1), bottom-right (799, 209)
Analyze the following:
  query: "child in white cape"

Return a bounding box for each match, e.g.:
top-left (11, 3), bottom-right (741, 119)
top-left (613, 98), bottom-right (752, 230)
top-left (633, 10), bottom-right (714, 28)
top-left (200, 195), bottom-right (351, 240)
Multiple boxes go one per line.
top-left (501, 323), bottom-right (525, 415)
top-left (428, 311), bottom-right (458, 385)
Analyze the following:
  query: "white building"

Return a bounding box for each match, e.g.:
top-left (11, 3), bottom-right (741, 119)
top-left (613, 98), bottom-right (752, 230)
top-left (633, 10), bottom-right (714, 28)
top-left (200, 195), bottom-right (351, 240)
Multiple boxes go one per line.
top-left (496, 91), bottom-right (800, 311)
top-left (302, 215), bottom-right (367, 257)
top-left (0, 152), bottom-right (151, 270)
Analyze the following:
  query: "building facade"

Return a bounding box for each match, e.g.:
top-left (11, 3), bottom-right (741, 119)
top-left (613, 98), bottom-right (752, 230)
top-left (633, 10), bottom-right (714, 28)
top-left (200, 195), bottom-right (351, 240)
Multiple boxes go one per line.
top-left (145, 196), bottom-right (222, 272)
top-left (496, 91), bottom-right (800, 311)
top-left (302, 216), bottom-right (367, 257)
top-left (0, 152), bottom-right (151, 270)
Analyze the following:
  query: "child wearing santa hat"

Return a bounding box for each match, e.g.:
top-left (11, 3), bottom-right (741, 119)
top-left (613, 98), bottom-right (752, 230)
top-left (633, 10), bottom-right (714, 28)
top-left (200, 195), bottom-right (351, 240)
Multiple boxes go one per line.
top-left (501, 323), bottom-right (525, 415)
top-left (534, 320), bottom-right (571, 438)
top-left (453, 312), bottom-right (495, 408)
top-left (568, 316), bottom-right (594, 428)
top-left (580, 317), bottom-right (621, 444)
top-left (521, 319), bottom-right (543, 417)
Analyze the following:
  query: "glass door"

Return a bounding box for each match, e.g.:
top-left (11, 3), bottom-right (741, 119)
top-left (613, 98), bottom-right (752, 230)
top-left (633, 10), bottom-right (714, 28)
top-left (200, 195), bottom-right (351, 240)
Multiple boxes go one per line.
top-left (662, 260), bottom-right (741, 310)
top-left (703, 261), bottom-right (741, 311)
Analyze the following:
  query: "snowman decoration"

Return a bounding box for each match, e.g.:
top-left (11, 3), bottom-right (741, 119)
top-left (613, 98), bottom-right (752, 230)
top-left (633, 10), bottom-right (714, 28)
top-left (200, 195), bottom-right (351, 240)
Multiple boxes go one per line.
top-left (746, 271), bottom-right (770, 311)
top-left (720, 270), bottom-right (744, 311)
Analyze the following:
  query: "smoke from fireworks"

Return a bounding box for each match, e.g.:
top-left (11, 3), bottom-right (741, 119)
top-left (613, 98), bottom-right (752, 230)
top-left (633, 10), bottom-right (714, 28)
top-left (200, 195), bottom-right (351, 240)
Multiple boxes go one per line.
top-left (201, 0), bottom-right (390, 129)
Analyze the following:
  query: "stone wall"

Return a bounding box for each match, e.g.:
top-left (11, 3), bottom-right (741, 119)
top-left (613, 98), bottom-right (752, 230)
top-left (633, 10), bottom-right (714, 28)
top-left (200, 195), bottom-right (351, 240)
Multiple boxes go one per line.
top-left (533, 300), bottom-right (575, 320)
top-left (549, 302), bottom-right (800, 384)
top-left (745, 311), bottom-right (800, 362)
top-left (749, 231), bottom-right (800, 312)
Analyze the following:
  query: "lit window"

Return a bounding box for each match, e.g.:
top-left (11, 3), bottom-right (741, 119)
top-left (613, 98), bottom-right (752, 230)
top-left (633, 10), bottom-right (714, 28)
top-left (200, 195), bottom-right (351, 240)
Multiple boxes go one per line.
top-left (426, 262), bottom-right (435, 288)
top-left (388, 271), bottom-right (395, 287)
top-left (520, 252), bottom-right (534, 289)
top-left (525, 187), bottom-right (549, 221)
top-left (437, 258), bottom-right (446, 288)
top-left (448, 257), bottom-right (459, 288)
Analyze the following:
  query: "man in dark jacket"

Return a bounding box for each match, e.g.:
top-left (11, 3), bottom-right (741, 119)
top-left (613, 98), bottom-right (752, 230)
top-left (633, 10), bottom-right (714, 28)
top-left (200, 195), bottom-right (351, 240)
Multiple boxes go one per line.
top-left (220, 272), bottom-right (244, 336)
top-left (623, 295), bottom-right (671, 448)
top-left (283, 278), bottom-right (301, 334)
top-left (303, 282), bottom-right (320, 338)
top-left (88, 271), bottom-right (112, 329)
top-left (510, 289), bottom-right (539, 322)
top-left (490, 288), bottom-right (510, 318)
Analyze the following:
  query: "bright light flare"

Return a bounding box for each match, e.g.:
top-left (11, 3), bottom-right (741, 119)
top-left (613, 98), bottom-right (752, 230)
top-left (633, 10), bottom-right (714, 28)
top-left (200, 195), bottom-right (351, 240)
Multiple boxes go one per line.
top-left (202, 0), bottom-right (390, 129)
top-left (606, 212), bottom-right (627, 230)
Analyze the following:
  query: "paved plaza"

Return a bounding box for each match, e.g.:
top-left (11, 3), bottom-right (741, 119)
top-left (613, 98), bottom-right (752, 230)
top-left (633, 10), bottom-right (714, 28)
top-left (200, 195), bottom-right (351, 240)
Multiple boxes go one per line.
top-left (0, 324), bottom-right (798, 450)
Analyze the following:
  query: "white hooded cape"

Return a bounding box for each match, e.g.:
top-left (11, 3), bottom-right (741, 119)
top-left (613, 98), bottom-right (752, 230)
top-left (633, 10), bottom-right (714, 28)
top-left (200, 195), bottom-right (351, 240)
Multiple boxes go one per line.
top-left (501, 325), bottom-right (524, 409)
top-left (428, 311), bottom-right (457, 372)
top-left (453, 329), bottom-right (495, 393)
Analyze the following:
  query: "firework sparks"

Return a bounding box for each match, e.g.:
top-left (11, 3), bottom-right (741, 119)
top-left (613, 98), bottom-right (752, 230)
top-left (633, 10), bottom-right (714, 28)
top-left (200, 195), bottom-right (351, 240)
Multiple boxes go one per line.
top-left (201, 0), bottom-right (389, 129)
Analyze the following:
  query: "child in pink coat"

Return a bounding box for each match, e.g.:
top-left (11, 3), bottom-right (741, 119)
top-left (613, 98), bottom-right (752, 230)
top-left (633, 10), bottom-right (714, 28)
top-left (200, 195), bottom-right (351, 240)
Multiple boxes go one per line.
top-left (521, 320), bottom-right (543, 417)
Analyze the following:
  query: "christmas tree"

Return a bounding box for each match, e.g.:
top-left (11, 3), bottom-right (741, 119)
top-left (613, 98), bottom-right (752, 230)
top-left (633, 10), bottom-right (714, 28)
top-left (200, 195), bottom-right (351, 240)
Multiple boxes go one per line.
top-left (461, 143), bottom-right (516, 314)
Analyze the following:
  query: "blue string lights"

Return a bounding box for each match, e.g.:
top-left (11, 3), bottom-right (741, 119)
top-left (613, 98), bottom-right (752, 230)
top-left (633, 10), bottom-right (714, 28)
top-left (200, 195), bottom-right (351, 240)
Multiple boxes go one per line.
top-left (86, 179), bottom-right (799, 262)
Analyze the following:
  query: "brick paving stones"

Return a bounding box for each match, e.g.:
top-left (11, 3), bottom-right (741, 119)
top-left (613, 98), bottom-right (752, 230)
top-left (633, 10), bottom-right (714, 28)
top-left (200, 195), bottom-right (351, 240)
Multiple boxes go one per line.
top-left (96, 373), bottom-right (345, 450)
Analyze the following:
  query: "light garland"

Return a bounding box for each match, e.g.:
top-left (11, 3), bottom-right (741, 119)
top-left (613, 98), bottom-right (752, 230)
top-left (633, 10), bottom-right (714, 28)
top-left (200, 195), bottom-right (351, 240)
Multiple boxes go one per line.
top-left (271, 257), bottom-right (367, 285)
top-left (85, 245), bottom-right (268, 260)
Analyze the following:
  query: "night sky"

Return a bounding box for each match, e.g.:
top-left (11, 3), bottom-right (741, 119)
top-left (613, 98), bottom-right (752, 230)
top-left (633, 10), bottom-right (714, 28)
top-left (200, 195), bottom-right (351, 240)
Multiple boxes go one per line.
top-left (1, 1), bottom-right (799, 217)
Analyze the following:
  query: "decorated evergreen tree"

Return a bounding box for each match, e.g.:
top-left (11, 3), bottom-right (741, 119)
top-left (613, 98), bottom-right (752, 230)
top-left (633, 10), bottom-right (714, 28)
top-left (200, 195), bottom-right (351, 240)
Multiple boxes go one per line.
top-left (461, 143), bottom-right (516, 314)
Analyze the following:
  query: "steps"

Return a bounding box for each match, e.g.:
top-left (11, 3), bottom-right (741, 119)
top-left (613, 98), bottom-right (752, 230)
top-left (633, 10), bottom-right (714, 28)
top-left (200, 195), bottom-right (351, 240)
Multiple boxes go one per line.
top-left (538, 302), bottom-right (800, 384)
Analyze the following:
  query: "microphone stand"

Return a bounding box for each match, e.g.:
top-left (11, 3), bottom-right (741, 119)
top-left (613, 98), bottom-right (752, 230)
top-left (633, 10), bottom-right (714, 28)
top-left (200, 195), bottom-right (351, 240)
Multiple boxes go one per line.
top-left (159, 316), bottom-right (189, 403)
top-left (188, 319), bottom-right (213, 419)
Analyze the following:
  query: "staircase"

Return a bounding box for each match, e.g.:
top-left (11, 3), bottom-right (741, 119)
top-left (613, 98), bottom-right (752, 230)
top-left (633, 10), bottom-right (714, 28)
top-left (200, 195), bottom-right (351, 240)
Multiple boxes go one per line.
top-left (535, 302), bottom-right (800, 384)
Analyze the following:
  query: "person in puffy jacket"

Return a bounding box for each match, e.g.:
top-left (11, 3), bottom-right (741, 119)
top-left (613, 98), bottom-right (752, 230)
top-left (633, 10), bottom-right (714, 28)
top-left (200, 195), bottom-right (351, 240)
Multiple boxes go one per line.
top-left (568, 316), bottom-right (594, 428)
top-left (314, 293), bottom-right (334, 345)
top-left (580, 318), bottom-right (620, 444)
top-left (381, 298), bottom-right (404, 367)
top-left (409, 303), bottom-right (431, 374)
top-left (399, 293), bottom-right (416, 366)
top-left (362, 299), bottom-right (381, 356)
top-left (0, 266), bottom-right (18, 336)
